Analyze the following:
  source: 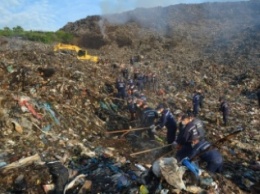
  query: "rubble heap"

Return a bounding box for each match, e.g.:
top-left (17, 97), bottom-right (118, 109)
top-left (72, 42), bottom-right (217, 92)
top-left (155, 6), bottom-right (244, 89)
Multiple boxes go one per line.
top-left (0, 1), bottom-right (260, 194)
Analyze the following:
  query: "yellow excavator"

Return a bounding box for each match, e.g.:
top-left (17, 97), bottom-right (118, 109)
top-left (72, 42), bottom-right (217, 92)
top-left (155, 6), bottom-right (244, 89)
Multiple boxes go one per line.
top-left (54, 43), bottom-right (99, 63)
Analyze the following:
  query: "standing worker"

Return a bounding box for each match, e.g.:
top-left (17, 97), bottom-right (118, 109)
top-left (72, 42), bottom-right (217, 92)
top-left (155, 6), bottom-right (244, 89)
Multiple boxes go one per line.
top-left (219, 97), bottom-right (229, 126)
top-left (136, 73), bottom-right (145, 92)
top-left (115, 77), bottom-right (126, 100)
top-left (140, 102), bottom-right (159, 140)
top-left (257, 87), bottom-right (260, 108)
top-left (192, 89), bottom-right (203, 116)
top-left (127, 97), bottom-right (137, 121)
top-left (151, 104), bottom-right (177, 144)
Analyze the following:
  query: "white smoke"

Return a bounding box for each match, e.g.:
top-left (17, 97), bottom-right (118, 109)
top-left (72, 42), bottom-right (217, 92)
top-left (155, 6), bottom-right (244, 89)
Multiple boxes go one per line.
top-left (99, 0), bottom-right (245, 15)
top-left (98, 0), bottom-right (249, 36)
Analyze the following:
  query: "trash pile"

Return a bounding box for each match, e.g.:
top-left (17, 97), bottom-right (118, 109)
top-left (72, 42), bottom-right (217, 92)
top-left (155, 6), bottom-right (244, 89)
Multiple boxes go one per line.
top-left (0, 1), bottom-right (260, 193)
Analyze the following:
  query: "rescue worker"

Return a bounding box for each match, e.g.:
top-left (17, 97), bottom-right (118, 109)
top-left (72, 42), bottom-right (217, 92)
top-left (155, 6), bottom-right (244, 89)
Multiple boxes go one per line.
top-left (219, 97), bottom-right (229, 126)
top-left (151, 73), bottom-right (157, 92)
top-left (199, 89), bottom-right (204, 108)
top-left (121, 66), bottom-right (128, 79)
top-left (151, 104), bottom-right (177, 144)
top-left (140, 102), bottom-right (158, 140)
top-left (133, 68), bottom-right (139, 81)
top-left (115, 78), bottom-right (126, 100)
top-left (130, 56), bottom-right (136, 65)
top-left (188, 135), bottom-right (223, 173)
top-left (127, 97), bottom-right (137, 121)
top-left (257, 88), bottom-right (260, 108)
top-left (175, 114), bottom-right (199, 162)
top-left (176, 113), bottom-right (184, 132)
top-left (127, 79), bottom-right (135, 96)
top-left (139, 93), bottom-right (147, 102)
top-left (136, 73), bottom-right (145, 92)
top-left (143, 72), bottom-right (149, 89)
top-left (192, 90), bottom-right (203, 116)
top-left (135, 98), bottom-right (146, 126)
top-left (189, 112), bottom-right (206, 140)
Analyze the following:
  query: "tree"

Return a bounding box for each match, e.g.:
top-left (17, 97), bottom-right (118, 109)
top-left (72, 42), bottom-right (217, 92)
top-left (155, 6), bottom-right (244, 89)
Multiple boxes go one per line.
top-left (3, 27), bottom-right (11, 31)
top-left (13, 26), bottom-right (24, 33)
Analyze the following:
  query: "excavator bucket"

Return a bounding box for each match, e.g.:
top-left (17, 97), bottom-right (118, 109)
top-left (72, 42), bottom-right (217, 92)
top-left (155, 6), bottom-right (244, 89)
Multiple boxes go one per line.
top-left (53, 43), bottom-right (98, 63)
top-left (53, 43), bottom-right (81, 52)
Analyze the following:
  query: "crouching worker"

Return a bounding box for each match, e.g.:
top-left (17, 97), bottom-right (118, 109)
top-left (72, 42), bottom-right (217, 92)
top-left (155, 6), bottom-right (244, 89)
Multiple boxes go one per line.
top-left (175, 114), bottom-right (199, 162)
top-left (188, 135), bottom-right (223, 173)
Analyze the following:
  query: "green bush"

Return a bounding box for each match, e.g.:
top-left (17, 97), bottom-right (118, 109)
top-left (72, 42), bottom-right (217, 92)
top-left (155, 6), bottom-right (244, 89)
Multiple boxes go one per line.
top-left (0, 26), bottom-right (73, 44)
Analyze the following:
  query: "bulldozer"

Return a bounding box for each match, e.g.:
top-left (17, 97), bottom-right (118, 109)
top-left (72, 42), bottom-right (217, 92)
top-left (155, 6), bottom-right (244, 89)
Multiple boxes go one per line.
top-left (54, 43), bottom-right (99, 63)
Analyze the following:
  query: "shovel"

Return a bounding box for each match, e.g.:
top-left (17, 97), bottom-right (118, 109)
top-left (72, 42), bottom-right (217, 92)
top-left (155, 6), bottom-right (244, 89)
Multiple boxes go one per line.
top-left (105, 127), bottom-right (149, 134)
top-left (130, 144), bottom-right (172, 157)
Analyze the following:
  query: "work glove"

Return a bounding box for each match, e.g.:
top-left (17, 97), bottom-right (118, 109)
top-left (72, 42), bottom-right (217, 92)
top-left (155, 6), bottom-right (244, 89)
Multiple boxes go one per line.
top-left (151, 127), bottom-right (157, 134)
top-left (149, 124), bottom-right (155, 129)
top-left (180, 157), bottom-right (190, 164)
top-left (171, 141), bottom-right (178, 147)
top-left (181, 157), bottom-right (200, 178)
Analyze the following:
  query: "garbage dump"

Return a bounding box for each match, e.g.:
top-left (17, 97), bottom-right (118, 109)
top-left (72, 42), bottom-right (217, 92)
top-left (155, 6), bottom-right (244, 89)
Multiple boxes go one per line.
top-left (1, 1), bottom-right (260, 194)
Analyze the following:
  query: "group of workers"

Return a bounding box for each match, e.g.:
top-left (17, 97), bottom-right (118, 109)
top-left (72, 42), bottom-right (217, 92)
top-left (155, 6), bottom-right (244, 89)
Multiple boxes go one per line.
top-left (116, 67), bottom-right (158, 97)
top-left (114, 66), bottom-right (229, 174)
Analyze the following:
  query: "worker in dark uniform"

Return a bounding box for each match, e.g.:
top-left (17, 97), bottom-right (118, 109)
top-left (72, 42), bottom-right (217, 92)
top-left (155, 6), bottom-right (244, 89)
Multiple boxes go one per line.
top-left (175, 114), bottom-right (199, 162)
top-left (121, 67), bottom-right (128, 79)
top-left (151, 73), bottom-right (157, 92)
top-left (140, 102), bottom-right (158, 140)
top-left (257, 88), bottom-right (260, 108)
top-left (219, 97), bottom-right (229, 126)
top-left (127, 97), bottom-right (137, 121)
top-left (152, 104), bottom-right (177, 144)
top-left (188, 112), bottom-right (206, 140)
top-left (115, 78), bottom-right (126, 100)
top-left (136, 73), bottom-right (145, 92)
top-left (127, 79), bottom-right (135, 96)
top-left (188, 135), bottom-right (223, 173)
top-left (192, 90), bottom-right (203, 116)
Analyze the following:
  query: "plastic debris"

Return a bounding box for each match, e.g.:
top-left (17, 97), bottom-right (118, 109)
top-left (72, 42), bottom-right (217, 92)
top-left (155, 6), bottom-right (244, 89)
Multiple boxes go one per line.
top-left (152, 157), bottom-right (186, 190)
top-left (140, 184), bottom-right (149, 194)
top-left (11, 119), bottom-right (23, 134)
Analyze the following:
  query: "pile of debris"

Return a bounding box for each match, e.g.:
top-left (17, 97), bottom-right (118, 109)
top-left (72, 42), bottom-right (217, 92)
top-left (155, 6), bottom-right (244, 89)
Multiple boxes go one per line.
top-left (0, 1), bottom-right (260, 193)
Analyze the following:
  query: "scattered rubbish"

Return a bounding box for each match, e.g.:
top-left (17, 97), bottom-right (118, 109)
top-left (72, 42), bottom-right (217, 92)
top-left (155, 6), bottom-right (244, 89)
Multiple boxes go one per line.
top-left (0, 2), bottom-right (260, 192)
top-left (63, 174), bottom-right (86, 194)
top-left (46, 161), bottom-right (69, 194)
top-left (11, 119), bottom-right (23, 134)
top-left (0, 154), bottom-right (42, 173)
top-left (152, 157), bottom-right (186, 190)
top-left (78, 180), bottom-right (92, 194)
top-left (140, 184), bottom-right (149, 194)
top-left (135, 163), bottom-right (147, 171)
top-left (0, 162), bottom-right (7, 168)
top-left (14, 174), bottom-right (27, 192)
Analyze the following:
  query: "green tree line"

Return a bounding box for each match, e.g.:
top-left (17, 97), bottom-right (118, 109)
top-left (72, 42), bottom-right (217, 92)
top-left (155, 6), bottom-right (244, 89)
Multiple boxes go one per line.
top-left (0, 26), bottom-right (73, 44)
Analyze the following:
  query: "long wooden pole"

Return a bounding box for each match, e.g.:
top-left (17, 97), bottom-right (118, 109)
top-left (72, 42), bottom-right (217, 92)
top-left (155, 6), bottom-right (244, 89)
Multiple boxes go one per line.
top-left (130, 144), bottom-right (171, 157)
top-left (105, 127), bottom-right (149, 134)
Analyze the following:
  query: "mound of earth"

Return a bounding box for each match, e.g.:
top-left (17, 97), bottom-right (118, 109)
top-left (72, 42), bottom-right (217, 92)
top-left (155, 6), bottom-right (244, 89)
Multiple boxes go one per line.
top-left (0, 1), bottom-right (259, 194)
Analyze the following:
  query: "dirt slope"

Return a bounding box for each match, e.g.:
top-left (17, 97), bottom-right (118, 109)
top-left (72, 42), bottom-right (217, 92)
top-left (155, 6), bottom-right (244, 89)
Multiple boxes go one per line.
top-left (0, 1), bottom-right (259, 194)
